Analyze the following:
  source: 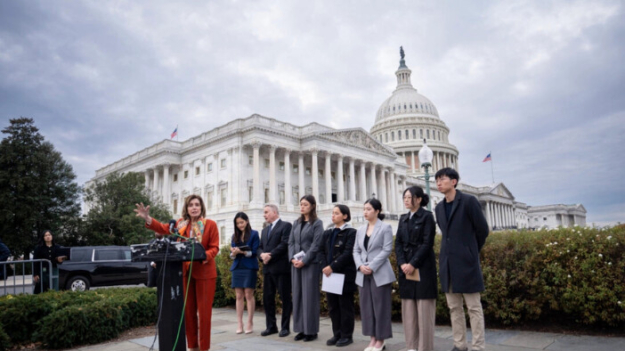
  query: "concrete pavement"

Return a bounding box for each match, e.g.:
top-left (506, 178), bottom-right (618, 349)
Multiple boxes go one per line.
top-left (69, 307), bottom-right (624, 351)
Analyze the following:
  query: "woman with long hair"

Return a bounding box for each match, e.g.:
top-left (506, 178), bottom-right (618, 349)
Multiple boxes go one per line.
top-left (395, 186), bottom-right (437, 351)
top-left (320, 204), bottom-right (357, 347)
top-left (135, 195), bottom-right (219, 351)
top-left (229, 212), bottom-right (260, 334)
top-left (33, 230), bottom-right (67, 294)
top-left (353, 198), bottom-right (395, 351)
top-left (288, 195), bottom-right (324, 342)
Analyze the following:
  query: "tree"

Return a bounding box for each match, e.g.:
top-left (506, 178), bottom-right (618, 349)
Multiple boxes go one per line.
top-left (83, 172), bottom-right (172, 246)
top-left (0, 118), bottom-right (81, 258)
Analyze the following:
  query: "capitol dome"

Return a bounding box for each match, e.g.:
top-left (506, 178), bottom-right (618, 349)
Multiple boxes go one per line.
top-left (375, 57), bottom-right (439, 122)
top-left (370, 48), bottom-right (459, 175)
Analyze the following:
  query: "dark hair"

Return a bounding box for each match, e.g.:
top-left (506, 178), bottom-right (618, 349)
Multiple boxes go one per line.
top-left (403, 186), bottom-right (430, 208)
top-left (435, 167), bottom-right (460, 188)
top-left (334, 204), bottom-right (351, 222)
top-left (299, 195), bottom-right (318, 224)
top-left (364, 198), bottom-right (385, 220)
top-left (38, 230), bottom-right (55, 247)
top-left (232, 212), bottom-right (252, 244)
top-left (182, 194), bottom-right (206, 221)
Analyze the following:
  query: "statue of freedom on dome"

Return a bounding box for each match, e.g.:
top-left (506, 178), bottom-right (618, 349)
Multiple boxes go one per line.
top-left (400, 46), bottom-right (405, 59)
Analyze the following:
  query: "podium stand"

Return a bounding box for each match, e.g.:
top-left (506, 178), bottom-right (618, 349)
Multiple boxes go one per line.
top-left (131, 240), bottom-right (207, 351)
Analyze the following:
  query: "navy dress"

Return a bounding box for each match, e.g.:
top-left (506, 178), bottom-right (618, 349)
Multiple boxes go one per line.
top-left (230, 230), bottom-right (260, 288)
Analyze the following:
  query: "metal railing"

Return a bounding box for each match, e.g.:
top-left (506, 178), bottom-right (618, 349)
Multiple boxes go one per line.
top-left (0, 259), bottom-right (54, 296)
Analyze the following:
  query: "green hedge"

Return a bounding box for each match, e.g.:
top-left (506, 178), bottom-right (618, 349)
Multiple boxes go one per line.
top-left (0, 324), bottom-right (10, 351)
top-left (215, 225), bottom-right (625, 330)
top-left (0, 288), bottom-right (157, 349)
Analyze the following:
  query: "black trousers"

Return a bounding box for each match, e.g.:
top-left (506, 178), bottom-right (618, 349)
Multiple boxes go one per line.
top-left (327, 290), bottom-right (355, 338)
top-left (263, 272), bottom-right (292, 331)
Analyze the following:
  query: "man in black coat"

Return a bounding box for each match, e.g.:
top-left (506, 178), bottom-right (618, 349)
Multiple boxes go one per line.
top-left (434, 168), bottom-right (489, 351)
top-left (258, 204), bottom-right (293, 337)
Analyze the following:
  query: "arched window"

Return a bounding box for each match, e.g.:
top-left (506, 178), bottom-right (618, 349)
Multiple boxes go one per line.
top-left (413, 129), bottom-right (416, 138)
top-left (385, 133), bottom-right (388, 142)
top-left (391, 131), bottom-right (395, 141)
top-left (438, 131), bottom-right (441, 140)
top-left (427, 130), bottom-right (430, 139)
top-left (420, 129), bottom-right (423, 138)
top-left (405, 130), bottom-right (409, 139)
top-left (398, 131), bottom-right (401, 140)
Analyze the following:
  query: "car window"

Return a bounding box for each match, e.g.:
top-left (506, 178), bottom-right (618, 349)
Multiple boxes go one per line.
top-left (70, 248), bottom-right (92, 262)
top-left (122, 249), bottom-right (131, 261)
top-left (94, 249), bottom-right (121, 261)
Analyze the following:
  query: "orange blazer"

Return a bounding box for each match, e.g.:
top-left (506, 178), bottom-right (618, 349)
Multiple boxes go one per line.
top-left (147, 217), bottom-right (220, 280)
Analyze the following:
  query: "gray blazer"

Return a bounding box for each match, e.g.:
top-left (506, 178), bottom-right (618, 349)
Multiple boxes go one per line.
top-left (353, 220), bottom-right (396, 287)
top-left (288, 218), bottom-right (325, 266)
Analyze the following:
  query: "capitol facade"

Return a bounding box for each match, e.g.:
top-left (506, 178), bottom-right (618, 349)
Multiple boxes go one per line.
top-left (87, 54), bottom-right (586, 245)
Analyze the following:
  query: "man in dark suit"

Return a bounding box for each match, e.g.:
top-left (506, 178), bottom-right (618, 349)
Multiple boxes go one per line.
top-left (258, 204), bottom-right (293, 337)
top-left (434, 168), bottom-right (489, 351)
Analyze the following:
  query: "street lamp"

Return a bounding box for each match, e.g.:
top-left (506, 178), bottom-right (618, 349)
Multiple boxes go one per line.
top-left (418, 139), bottom-right (434, 211)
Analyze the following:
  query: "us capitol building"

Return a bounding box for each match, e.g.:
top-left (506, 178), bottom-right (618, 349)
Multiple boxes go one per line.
top-left (87, 52), bottom-right (586, 244)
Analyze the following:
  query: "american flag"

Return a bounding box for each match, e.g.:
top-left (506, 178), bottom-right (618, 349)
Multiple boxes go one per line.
top-left (171, 126), bottom-right (178, 139)
top-left (482, 153), bottom-right (492, 162)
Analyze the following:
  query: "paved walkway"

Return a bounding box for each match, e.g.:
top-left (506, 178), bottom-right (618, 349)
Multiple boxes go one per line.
top-left (71, 308), bottom-right (623, 351)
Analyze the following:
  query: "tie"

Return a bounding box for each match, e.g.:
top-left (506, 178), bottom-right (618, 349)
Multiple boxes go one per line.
top-left (267, 223), bottom-right (273, 240)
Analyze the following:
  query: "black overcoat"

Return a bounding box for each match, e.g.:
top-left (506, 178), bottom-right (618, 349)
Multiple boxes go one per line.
top-left (394, 208), bottom-right (438, 300)
top-left (320, 225), bottom-right (357, 293)
top-left (257, 219), bottom-right (293, 275)
top-left (435, 190), bottom-right (489, 293)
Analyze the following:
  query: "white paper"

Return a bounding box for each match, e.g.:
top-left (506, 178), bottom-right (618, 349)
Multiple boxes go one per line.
top-left (321, 273), bottom-right (345, 295)
top-left (293, 250), bottom-right (306, 261)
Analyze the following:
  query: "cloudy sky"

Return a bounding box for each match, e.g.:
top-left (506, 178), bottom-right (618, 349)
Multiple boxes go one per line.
top-left (1, 0), bottom-right (624, 225)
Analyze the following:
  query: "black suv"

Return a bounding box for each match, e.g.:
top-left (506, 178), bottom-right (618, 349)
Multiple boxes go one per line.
top-left (59, 246), bottom-right (149, 291)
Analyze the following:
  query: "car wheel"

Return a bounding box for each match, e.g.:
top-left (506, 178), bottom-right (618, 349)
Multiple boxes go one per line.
top-left (67, 275), bottom-right (90, 291)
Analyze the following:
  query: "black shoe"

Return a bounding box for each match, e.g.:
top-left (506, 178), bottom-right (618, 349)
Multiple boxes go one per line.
top-left (326, 336), bottom-right (340, 346)
top-left (294, 332), bottom-right (306, 341)
top-left (304, 334), bottom-right (318, 342)
top-left (336, 338), bottom-right (353, 347)
top-left (260, 328), bottom-right (278, 336)
top-left (279, 329), bottom-right (290, 337)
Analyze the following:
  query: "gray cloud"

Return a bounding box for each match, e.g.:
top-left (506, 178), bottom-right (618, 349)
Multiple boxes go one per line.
top-left (1, 0), bottom-right (623, 224)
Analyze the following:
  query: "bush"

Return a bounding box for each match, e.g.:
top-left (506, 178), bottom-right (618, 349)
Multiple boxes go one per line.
top-left (0, 324), bottom-right (10, 351)
top-left (0, 287), bottom-right (157, 349)
top-left (215, 225), bottom-right (625, 330)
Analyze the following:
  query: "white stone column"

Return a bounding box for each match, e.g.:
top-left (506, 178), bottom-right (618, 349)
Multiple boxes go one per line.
top-left (325, 152), bottom-right (332, 204)
top-left (379, 168), bottom-right (387, 211)
top-left (349, 158), bottom-right (356, 202)
top-left (269, 145), bottom-right (277, 203)
top-left (437, 151), bottom-right (442, 171)
top-left (284, 149), bottom-right (292, 210)
top-left (485, 201), bottom-right (492, 230)
top-left (390, 171), bottom-right (397, 213)
top-left (252, 142), bottom-right (261, 207)
top-left (153, 166), bottom-right (160, 197)
top-left (412, 151), bottom-right (417, 172)
top-left (359, 162), bottom-right (367, 202)
top-left (370, 164), bottom-right (377, 199)
top-left (144, 170), bottom-right (150, 190)
top-left (233, 146), bottom-right (240, 207)
top-left (337, 155), bottom-right (344, 203)
top-left (401, 177), bottom-right (407, 193)
top-left (298, 153), bottom-right (305, 198)
top-left (213, 155), bottom-right (219, 208)
top-left (311, 149), bottom-right (319, 201)
top-left (163, 164), bottom-right (170, 206)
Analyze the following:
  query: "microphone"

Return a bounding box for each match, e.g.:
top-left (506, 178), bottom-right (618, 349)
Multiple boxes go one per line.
top-left (168, 220), bottom-right (177, 234)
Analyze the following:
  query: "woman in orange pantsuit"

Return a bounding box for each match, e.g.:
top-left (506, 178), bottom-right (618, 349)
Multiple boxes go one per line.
top-left (135, 195), bottom-right (219, 351)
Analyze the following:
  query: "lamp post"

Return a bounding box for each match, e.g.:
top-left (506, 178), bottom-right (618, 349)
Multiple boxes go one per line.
top-left (418, 139), bottom-right (434, 211)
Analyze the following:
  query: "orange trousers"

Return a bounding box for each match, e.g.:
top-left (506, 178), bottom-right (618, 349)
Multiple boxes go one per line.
top-left (183, 276), bottom-right (216, 351)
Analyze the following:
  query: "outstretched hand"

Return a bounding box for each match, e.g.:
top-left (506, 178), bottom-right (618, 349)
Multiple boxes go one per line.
top-left (134, 203), bottom-right (151, 223)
